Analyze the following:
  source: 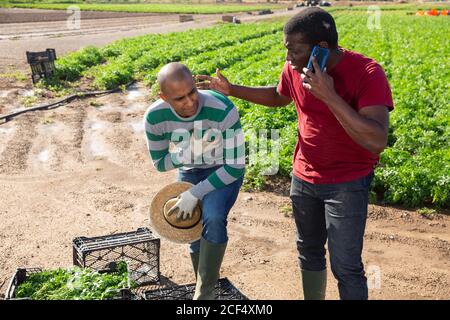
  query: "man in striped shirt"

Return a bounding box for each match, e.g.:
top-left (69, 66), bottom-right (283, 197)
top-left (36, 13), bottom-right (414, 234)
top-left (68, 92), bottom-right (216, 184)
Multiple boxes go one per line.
top-left (144, 63), bottom-right (245, 300)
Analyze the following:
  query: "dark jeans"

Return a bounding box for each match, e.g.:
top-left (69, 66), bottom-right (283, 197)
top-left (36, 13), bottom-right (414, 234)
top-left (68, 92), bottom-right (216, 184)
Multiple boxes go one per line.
top-left (290, 172), bottom-right (374, 300)
top-left (178, 166), bottom-right (243, 253)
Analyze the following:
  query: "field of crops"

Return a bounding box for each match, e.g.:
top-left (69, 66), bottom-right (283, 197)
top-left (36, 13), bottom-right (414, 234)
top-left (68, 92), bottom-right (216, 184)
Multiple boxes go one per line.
top-left (38, 7), bottom-right (449, 207)
top-left (0, 1), bottom-right (284, 14)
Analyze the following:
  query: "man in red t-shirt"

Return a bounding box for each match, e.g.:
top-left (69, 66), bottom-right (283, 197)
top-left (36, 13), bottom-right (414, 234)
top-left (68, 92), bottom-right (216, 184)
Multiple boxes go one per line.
top-left (197, 7), bottom-right (393, 300)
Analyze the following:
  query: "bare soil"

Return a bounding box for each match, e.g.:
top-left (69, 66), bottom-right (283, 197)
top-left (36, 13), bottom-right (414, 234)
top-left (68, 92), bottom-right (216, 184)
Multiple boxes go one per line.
top-left (0, 8), bottom-right (172, 24)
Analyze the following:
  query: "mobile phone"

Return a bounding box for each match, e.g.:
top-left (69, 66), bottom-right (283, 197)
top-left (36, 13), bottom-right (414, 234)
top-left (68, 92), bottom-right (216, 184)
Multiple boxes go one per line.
top-left (306, 45), bottom-right (329, 73)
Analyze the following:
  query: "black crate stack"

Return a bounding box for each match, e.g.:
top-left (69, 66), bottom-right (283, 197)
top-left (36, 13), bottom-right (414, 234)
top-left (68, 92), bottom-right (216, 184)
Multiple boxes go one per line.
top-left (5, 227), bottom-right (249, 300)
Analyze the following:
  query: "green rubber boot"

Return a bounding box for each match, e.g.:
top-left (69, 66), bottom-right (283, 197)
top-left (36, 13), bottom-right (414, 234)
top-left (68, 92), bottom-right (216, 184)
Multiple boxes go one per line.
top-left (301, 269), bottom-right (327, 300)
top-left (193, 237), bottom-right (227, 300)
top-left (190, 251), bottom-right (200, 279)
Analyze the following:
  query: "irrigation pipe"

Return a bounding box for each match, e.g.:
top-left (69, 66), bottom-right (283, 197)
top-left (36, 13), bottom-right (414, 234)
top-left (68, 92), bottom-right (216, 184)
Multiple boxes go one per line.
top-left (0, 81), bottom-right (135, 124)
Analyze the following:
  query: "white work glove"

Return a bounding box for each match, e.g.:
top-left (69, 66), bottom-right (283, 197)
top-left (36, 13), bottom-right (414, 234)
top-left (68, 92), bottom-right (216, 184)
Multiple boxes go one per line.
top-left (167, 190), bottom-right (199, 220)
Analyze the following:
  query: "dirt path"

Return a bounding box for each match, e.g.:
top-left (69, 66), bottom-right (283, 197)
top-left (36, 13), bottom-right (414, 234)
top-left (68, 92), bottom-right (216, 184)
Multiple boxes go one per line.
top-left (0, 82), bottom-right (449, 300)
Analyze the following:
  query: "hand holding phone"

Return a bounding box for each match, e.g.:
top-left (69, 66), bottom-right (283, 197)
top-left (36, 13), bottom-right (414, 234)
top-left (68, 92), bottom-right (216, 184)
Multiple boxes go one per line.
top-left (307, 45), bottom-right (329, 73)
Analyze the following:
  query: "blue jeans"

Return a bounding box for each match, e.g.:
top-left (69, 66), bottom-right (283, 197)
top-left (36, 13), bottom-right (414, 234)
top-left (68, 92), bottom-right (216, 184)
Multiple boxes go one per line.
top-left (177, 166), bottom-right (243, 253)
top-left (290, 172), bottom-right (374, 300)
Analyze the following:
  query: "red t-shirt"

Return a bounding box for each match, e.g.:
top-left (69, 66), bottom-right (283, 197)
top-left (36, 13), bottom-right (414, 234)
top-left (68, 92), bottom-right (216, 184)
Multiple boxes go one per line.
top-left (277, 48), bottom-right (394, 184)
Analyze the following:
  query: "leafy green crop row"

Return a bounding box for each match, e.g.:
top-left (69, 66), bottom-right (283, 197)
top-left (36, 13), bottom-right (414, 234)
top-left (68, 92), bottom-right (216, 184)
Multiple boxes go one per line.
top-left (54, 22), bottom-right (282, 88)
top-left (0, 2), bottom-right (284, 14)
top-left (16, 262), bottom-right (132, 300)
top-left (47, 9), bottom-right (449, 207)
top-left (365, 15), bottom-right (450, 206)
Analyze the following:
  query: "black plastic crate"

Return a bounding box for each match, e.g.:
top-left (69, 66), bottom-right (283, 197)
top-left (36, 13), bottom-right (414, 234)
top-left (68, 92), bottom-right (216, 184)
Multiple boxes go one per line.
top-left (26, 48), bottom-right (57, 83)
top-left (73, 227), bottom-right (160, 286)
top-left (4, 268), bottom-right (41, 300)
top-left (142, 278), bottom-right (248, 300)
top-left (4, 262), bottom-right (134, 300)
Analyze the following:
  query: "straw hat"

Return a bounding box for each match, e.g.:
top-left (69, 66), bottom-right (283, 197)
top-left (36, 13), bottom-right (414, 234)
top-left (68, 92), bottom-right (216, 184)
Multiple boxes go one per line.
top-left (150, 181), bottom-right (202, 244)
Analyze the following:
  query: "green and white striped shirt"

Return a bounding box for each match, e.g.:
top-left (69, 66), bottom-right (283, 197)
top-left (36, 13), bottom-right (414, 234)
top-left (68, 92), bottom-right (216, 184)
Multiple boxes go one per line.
top-left (144, 90), bottom-right (245, 200)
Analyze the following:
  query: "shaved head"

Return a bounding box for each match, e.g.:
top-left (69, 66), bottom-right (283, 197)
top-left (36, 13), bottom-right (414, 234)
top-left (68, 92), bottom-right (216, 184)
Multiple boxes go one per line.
top-left (157, 62), bottom-right (199, 118)
top-left (157, 62), bottom-right (193, 93)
